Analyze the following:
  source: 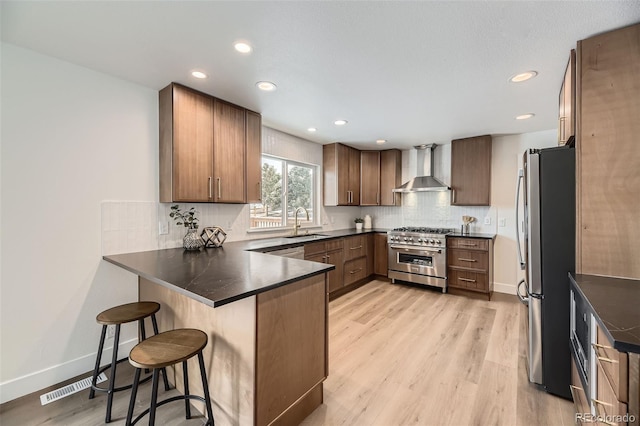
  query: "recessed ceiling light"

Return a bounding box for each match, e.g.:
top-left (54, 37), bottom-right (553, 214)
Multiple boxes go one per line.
top-left (307, 127), bottom-right (317, 132)
top-left (191, 71), bottom-right (207, 79)
top-left (234, 42), bottom-right (252, 54)
top-left (510, 71), bottom-right (538, 83)
top-left (376, 139), bottom-right (387, 145)
top-left (334, 120), bottom-right (348, 126)
top-left (256, 81), bottom-right (277, 91)
top-left (516, 113), bottom-right (535, 120)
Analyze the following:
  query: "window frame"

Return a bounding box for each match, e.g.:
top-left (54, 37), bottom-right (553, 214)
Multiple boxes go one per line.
top-left (249, 154), bottom-right (320, 231)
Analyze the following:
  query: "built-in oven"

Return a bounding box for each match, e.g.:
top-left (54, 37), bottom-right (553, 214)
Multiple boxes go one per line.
top-left (387, 227), bottom-right (451, 292)
top-left (570, 286), bottom-right (590, 392)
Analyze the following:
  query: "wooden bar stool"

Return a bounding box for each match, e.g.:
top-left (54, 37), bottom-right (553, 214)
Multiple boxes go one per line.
top-left (89, 301), bottom-right (170, 423)
top-left (125, 328), bottom-right (215, 426)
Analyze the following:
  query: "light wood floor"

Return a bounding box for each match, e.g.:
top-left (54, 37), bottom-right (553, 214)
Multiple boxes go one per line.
top-left (0, 279), bottom-right (574, 425)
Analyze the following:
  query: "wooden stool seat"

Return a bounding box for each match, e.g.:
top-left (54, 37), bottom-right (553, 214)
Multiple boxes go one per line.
top-left (96, 301), bottom-right (160, 325)
top-left (129, 329), bottom-right (208, 369)
top-left (126, 329), bottom-right (214, 425)
top-left (90, 301), bottom-right (169, 423)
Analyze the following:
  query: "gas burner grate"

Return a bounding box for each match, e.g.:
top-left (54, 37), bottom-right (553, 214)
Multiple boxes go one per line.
top-left (392, 227), bottom-right (455, 234)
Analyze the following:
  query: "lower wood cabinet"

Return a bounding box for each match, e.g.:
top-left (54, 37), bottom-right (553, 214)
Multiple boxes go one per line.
top-left (374, 233), bottom-right (388, 276)
top-left (447, 236), bottom-right (493, 300)
top-left (305, 239), bottom-right (344, 294)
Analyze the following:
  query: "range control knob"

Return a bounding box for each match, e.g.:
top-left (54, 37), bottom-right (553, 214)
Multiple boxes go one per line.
top-left (408, 237), bottom-right (414, 242)
top-left (403, 237), bottom-right (408, 241)
top-left (429, 239), bottom-right (435, 244)
top-left (435, 240), bottom-right (441, 245)
top-left (417, 238), bottom-right (423, 243)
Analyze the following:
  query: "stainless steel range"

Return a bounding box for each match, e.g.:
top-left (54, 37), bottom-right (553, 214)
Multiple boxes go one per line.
top-left (387, 227), bottom-right (455, 292)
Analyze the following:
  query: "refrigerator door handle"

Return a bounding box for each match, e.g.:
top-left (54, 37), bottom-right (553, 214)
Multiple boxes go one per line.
top-left (515, 168), bottom-right (526, 270)
top-left (516, 279), bottom-right (529, 306)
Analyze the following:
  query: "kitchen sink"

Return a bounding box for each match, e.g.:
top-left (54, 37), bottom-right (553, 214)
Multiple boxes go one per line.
top-left (284, 233), bottom-right (328, 239)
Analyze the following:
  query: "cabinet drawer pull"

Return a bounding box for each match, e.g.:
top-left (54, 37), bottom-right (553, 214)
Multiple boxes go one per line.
top-left (598, 356), bottom-right (618, 364)
top-left (217, 177), bottom-right (221, 200)
top-left (458, 258), bottom-right (477, 262)
top-left (458, 278), bottom-right (476, 283)
top-left (459, 242), bottom-right (478, 247)
top-left (349, 268), bottom-right (363, 274)
top-left (593, 342), bottom-right (613, 350)
top-left (350, 246), bottom-right (363, 250)
top-left (208, 177), bottom-right (213, 199)
top-left (569, 384), bottom-right (583, 392)
top-left (592, 398), bottom-right (613, 408)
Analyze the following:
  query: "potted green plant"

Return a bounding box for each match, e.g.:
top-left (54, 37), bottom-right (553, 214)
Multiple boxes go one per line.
top-left (170, 205), bottom-right (204, 250)
top-left (354, 217), bottom-right (364, 231)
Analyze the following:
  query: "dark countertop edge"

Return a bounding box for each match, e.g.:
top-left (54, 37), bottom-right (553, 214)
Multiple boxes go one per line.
top-left (103, 254), bottom-right (335, 308)
top-left (569, 273), bottom-right (640, 354)
top-left (245, 228), bottom-right (391, 252)
top-left (447, 232), bottom-right (496, 240)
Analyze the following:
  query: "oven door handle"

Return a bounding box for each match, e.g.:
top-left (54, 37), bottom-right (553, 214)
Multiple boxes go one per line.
top-left (389, 245), bottom-right (442, 254)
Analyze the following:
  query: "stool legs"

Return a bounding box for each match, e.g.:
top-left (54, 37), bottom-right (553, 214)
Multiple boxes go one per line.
top-left (183, 361), bottom-right (191, 419)
top-left (198, 352), bottom-right (215, 426)
top-left (125, 368), bottom-right (141, 425)
top-left (148, 369), bottom-right (160, 426)
top-left (89, 325), bottom-right (107, 399)
top-left (105, 324), bottom-right (121, 423)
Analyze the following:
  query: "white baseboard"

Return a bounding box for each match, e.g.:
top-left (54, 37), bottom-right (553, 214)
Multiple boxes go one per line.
top-left (493, 281), bottom-right (516, 295)
top-left (0, 338), bottom-right (138, 404)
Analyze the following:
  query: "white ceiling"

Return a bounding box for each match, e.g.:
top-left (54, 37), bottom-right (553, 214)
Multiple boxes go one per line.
top-left (2, 1), bottom-right (639, 150)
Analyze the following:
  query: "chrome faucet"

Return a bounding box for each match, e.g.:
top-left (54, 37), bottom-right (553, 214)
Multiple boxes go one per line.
top-left (293, 207), bottom-right (310, 236)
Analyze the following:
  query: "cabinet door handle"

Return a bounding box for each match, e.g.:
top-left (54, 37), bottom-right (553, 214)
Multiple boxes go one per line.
top-left (208, 177), bottom-right (212, 199)
top-left (257, 181), bottom-right (262, 202)
top-left (458, 258), bottom-right (477, 262)
top-left (325, 255), bottom-right (330, 262)
top-left (376, 192), bottom-right (380, 205)
top-left (452, 188), bottom-right (456, 203)
top-left (458, 277), bottom-right (476, 283)
top-left (349, 268), bottom-right (363, 274)
top-left (591, 343), bottom-right (619, 363)
top-left (593, 342), bottom-right (613, 350)
top-left (217, 177), bottom-right (221, 200)
top-left (592, 398), bottom-right (613, 408)
top-left (350, 246), bottom-right (363, 250)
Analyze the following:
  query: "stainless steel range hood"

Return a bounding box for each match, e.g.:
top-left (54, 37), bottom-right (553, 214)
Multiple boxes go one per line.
top-left (393, 144), bottom-right (450, 192)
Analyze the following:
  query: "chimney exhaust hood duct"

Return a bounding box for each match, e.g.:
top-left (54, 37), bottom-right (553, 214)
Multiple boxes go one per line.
top-left (393, 144), bottom-right (450, 192)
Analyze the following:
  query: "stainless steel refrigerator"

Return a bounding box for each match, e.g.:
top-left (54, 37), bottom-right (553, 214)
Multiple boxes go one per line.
top-left (515, 145), bottom-right (575, 399)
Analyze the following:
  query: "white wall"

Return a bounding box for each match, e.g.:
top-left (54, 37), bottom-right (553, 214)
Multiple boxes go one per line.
top-left (0, 43), bottom-right (158, 403)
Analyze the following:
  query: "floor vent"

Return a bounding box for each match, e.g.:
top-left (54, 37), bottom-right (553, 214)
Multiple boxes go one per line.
top-left (40, 372), bottom-right (107, 405)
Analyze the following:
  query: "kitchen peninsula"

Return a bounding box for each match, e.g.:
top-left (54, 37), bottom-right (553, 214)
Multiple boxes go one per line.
top-left (104, 241), bottom-right (334, 426)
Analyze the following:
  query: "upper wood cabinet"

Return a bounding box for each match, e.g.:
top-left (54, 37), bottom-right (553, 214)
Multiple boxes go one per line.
top-left (160, 84), bottom-right (214, 203)
top-left (576, 23), bottom-right (640, 279)
top-left (360, 151), bottom-right (380, 205)
top-left (380, 149), bottom-right (402, 206)
top-left (246, 110), bottom-right (262, 203)
top-left (213, 100), bottom-right (246, 203)
top-left (323, 143), bottom-right (360, 206)
top-left (559, 49), bottom-right (576, 145)
top-left (159, 83), bottom-right (261, 204)
top-left (450, 135), bottom-right (492, 206)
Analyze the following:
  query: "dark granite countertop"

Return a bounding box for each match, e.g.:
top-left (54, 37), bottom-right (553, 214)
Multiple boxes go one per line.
top-left (570, 273), bottom-right (640, 354)
top-left (447, 232), bottom-right (496, 240)
top-left (103, 228), bottom-right (390, 309)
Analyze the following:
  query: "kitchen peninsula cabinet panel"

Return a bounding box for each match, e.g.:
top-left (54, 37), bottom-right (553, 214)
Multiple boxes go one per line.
top-left (577, 23), bottom-right (640, 279)
top-left (323, 143), bottom-right (360, 206)
top-left (380, 149), bottom-right (402, 206)
top-left (450, 135), bottom-right (492, 206)
top-left (374, 233), bottom-right (388, 276)
top-left (213, 100), bottom-right (246, 203)
top-left (246, 110), bottom-right (262, 203)
top-left (160, 83), bottom-right (214, 202)
top-left (360, 151), bottom-right (380, 205)
top-left (305, 239), bottom-right (344, 294)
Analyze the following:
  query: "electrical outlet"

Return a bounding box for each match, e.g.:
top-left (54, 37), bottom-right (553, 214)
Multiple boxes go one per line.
top-left (499, 218), bottom-right (507, 227)
top-left (107, 325), bottom-right (116, 340)
top-left (159, 221), bottom-right (169, 235)
top-left (484, 216), bottom-right (491, 225)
